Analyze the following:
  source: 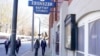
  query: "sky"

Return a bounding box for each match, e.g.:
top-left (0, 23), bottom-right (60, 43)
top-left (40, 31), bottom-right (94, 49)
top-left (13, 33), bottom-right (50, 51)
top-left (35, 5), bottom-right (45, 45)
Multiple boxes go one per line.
top-left (18, 0), bottom-right (49, 33)
top-left (0, 0), bottom-right (49, 34)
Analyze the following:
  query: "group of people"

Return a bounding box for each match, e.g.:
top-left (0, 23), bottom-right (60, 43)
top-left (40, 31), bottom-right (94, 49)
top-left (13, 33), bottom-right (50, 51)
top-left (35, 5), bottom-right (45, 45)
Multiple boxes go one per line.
top-left (4, 38), bottom-right (21, 55)
top-left (34, 38), bottom-right (47, 56)
top-left (4, 37), bottom-right (47, 56)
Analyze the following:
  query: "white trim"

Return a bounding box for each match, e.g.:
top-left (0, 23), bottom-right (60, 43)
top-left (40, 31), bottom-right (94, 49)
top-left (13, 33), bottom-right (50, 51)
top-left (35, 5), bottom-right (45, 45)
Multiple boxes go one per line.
top-left (88, 54), bottom-right (96, 56)
top-left (76, 51), bottom-right (85, 54)
top-left (88, 17), bottom-right (100, 23)
top-left (84, 21), bottom-right (88, 56)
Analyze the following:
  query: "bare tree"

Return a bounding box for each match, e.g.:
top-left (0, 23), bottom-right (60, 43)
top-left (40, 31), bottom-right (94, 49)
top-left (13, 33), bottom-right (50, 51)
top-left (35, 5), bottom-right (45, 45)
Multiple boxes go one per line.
top-left (0, 0), bottom-right (13, 33)
top-left (0, 0), bottom-right (38, 36)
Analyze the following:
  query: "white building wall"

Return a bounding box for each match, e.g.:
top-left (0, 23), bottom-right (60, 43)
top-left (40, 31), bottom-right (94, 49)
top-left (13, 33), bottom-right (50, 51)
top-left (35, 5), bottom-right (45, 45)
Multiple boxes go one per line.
top-left (59, 1), bottom-right (68, 56)
top-left (66, 0), bottom-right (100, 56)
top-left (51, 22), bottom-right (57, 56)
top-left (50, 22), bottom-right (59, 56)
top-left (68, 0), bottom-right (100, 21)
top-left (59, 0), bottom-right (100, 56)
top-left (50, 28), bottom-right (55, 56)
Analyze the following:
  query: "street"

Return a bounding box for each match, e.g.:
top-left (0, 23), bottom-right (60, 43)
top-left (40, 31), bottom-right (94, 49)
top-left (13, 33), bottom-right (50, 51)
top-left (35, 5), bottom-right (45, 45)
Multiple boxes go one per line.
top-left (0, 41), bottom-right (31, 56)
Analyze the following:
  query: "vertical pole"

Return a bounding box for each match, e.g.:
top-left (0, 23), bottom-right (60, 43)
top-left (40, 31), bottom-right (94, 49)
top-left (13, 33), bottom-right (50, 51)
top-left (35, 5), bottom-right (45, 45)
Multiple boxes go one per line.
top-left (9, 0), bottom-right (18, 56)
top-left (31, 7), bottom-right (34, 51)
top-left (39, 18), bottom-right (40, 40)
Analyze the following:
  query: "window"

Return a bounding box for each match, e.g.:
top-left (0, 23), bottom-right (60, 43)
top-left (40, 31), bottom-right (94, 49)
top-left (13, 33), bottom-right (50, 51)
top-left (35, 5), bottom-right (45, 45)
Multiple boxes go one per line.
top-left (88, 21), bottom-right (97, 55)
top-left (55, 32), bottom-right (59, 55)
top-left (88, 19), bottom-right (100, 56)
top-left (55, 26), bottom-right (60, 55)
top-left (95, 19), bottom-right (100, 56)
top-left (64, 14), bottom-right (77, 50)
top-left (78, 26), bottom-right (84, 51)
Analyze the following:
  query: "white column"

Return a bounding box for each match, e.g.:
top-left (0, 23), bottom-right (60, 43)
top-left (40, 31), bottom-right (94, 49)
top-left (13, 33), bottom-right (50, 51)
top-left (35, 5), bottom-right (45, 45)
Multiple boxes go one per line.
top-left (50, 28), bottom-right (54, 56)
top-left (59, 1), bottom-right (68, 56)
top-left (50, 27), bottom-right (56, 56)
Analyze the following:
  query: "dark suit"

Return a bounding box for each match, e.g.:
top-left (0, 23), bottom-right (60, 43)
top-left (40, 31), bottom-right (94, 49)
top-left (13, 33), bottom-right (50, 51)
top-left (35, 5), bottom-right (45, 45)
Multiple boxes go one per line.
top-left (41, 40), bottom-right (47, 56)
top-left (16, 39), bottom-right (21, 53)
top-left (34, 39), bottom-right (40, 56)
top-left (4, 40), bottom-right (10, 54)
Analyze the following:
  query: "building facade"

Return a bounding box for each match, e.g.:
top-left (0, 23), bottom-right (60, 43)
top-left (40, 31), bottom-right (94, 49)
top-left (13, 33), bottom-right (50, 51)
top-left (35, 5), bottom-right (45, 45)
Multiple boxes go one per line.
top-left (49, 0), bottom-right (65, 56)
top-left (68, 0), bottom-right (100, 56)
top-left (49, 0), bottom-right (100, 56)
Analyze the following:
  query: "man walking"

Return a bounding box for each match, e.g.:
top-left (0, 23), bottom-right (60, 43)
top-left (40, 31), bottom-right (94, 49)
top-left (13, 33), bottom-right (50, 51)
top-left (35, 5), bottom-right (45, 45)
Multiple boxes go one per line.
top-left (34, 39), bottom-right (40, 56)
top-left (16, 38), bottom-right (21, 53)
top-left (41, 38), bottom-right (47, 56)
top-left (4, 38), bottom-right (10, 54)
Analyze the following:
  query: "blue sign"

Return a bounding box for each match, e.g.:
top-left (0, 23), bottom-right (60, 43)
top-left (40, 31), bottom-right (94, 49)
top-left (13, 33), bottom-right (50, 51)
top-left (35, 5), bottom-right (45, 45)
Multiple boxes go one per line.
top-left (28, 0), bottom-right (55, 14)
top-left (28, 0), bottom-right (33, 6)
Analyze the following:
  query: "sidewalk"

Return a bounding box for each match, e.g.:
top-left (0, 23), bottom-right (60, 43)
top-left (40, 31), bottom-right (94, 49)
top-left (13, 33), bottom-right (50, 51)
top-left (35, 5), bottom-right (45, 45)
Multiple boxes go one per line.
top-left (21, 47), bottom-right (51, 56)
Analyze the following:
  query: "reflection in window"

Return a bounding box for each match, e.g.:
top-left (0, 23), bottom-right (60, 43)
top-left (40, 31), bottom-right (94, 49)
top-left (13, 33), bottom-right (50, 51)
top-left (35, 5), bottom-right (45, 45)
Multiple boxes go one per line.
top-left (78, 26), bottom-right (84, 51)
top-left (65, 23), bottom-right (71, 48)
top-left (88, 19), bottom-right (100, 56)
top-left (95, 19), bottom-right (100, 56)
top-left (88, 21), bottom-right (96, 55)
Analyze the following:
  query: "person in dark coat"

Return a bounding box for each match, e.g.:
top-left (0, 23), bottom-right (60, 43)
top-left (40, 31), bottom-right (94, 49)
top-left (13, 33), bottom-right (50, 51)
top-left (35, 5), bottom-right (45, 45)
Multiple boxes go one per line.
top-left (4, 38), bottom-right (10, 54)
top-left (34, 39), bottom-right (40, 56)
top-left (16, 38), bottom-right (21, 53)
top-left (41, 38), bottom-right (47, 56)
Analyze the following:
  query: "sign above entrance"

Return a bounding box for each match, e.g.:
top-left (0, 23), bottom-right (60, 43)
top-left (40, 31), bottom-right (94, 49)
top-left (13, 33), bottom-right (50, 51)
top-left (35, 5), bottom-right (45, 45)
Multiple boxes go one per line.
top-left (28, 0), bottom-right (55, 14)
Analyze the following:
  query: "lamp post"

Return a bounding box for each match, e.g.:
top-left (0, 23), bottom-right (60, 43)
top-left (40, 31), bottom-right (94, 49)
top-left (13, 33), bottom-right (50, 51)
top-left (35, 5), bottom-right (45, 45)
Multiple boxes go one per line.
top-left (9, 0), bottom-right (18, 56)
top-left (28, 0), bottom-right (34, 51)
top-left (31, 7), bottom-right (34, 51)
top-left (38, 18), bottom-right (41, 40)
